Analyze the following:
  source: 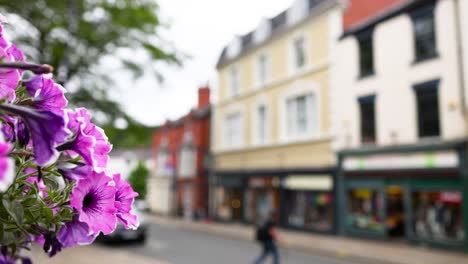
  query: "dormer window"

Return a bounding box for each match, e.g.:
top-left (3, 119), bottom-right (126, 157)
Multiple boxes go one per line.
top-left (227, 36), bottom-right (242, 59)
top-left (287, 0), bottom-right (309, 25)
top-left (254, 19), bottom-right (272, 44)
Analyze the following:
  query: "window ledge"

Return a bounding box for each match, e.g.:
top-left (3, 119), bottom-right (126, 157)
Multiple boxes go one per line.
top-left (412, 53), bottom-right (439, 65)
top-left (417, 135), bottom-right (441, 143)
top-left (357, 71), bottom-right (375, 81)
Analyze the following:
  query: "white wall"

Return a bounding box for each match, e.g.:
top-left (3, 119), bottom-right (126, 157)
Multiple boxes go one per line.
top-left (332, 0), bottom-right (467, 151)
top-left (459, 0), bottom-right (468, 119)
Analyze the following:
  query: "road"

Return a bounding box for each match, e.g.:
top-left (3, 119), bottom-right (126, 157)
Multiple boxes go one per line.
top-left (121, 223), bottom-right (355, 264)
top-left (30, 223), bottom-right (358, 264)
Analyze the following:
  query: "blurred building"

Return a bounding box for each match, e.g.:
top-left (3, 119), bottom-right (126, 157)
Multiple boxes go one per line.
top-left (149, 87), bottom-right (211, 218)
top-left (107, 148), bottom-right (153, 180)
top-left (332, 0), bottom-right (468, 250)
top-left (211, 0), bottom-right (344, 233)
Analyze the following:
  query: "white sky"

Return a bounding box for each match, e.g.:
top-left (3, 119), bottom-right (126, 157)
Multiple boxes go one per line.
top-left (117, 0), bottom-right (294, 126)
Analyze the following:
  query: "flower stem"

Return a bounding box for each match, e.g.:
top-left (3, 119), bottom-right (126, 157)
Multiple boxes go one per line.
top-left (0, 62), bottom-right (53, 74)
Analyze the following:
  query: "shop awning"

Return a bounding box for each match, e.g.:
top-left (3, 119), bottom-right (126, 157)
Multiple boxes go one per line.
top-left (283, 175), bottom-right (333, 191)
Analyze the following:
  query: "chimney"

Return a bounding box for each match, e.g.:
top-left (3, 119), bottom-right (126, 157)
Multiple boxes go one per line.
top-left (198, 86), bottom-right (210, 108)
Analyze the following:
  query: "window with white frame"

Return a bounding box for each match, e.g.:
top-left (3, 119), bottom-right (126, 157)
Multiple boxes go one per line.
top-left (257, 54), bottom-right (268, 85)
top-left (178, 128), bottom-right (196, 178)
top-left (293, 37), bottom-right (306, 69)
top-left (286, 93), bottom-right (317, 139)
top-left (156, 150), bottom-right (171, 176)
top-left (178, 146), bottom-right (196, 178)
top-left (229, 67), bottom-right (240, 97)
top-left (257, 105), bottom-right (267, 144)
top-left (224, 112), bottom-right (243, 148)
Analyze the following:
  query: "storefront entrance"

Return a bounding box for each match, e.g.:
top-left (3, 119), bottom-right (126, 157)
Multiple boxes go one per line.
top-left (244, 177), bottom-right (280, 224)
top-left (386, 185), bottom-right (405, 238)
top-left (214, 187), bottom-right (243, 222)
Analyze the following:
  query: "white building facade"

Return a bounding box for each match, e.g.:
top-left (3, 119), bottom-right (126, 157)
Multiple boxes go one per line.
top-left (332, 0), bottom-right (468, 250)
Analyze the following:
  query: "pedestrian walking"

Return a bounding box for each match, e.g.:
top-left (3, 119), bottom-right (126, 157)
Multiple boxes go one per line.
top-left (253, 211), bottom-right (281, 264)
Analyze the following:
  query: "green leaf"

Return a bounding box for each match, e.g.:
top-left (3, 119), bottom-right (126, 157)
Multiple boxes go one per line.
top-left (43, 207), bottom-right (53, 223)
top-left (0, 231), bottom-right (15, 245)
top-left (2, 199), bottom-right (24, 225)
top-left (43, 177), bottom-right (59, 190)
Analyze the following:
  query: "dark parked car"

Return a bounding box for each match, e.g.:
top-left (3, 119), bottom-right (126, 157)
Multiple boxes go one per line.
top-left (99, 209), bottom-right (148, 243)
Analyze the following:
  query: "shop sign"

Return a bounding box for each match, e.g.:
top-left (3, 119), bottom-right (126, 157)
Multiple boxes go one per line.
top-left (283, 175), bottom-right (333, 191)
top-left (439, 192), bottom-right (462, 204)
top-left (248, 177), bottom-right (280, 188)
top-left (343, 151), bottom-right (458, 171)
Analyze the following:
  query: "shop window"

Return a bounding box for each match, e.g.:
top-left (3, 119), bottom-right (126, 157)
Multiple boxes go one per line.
top-left (357, 30), bottom-right (374, 78)
top-left (286, 191), bottom-right (334, 231)
top-left (414, 80), bottom-right (440, 138)
top-left (347, 188), bottom-right (385, 233)
top-left (358, 95), bottom-right (376, 144)
top-left (411, 4), bottom-right (437, 62)
top-left (412, 191), bottom-right (464, 243)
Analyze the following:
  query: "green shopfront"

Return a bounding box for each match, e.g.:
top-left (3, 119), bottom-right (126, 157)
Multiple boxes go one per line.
top-left (337, 140), bottom-right (468, 251)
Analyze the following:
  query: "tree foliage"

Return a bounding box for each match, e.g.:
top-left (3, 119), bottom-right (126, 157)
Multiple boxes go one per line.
top-left (103, 123), bottom-right (158, 149)
top-left (127, 161), bottom-right (150, 200)
top-left (0, 0), bottom-right (180, 125)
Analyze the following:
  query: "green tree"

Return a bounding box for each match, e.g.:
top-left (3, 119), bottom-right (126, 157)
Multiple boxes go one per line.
top-left (0, 0), bottom-right (180, 125)
top-left (103, 124), bottom-right (158, 149)
top-left (128, 161), bottom-right (150, 200)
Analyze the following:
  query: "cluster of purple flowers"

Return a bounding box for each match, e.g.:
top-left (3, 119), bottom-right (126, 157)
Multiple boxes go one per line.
top-left (0, 17), bottom-right (138, 262)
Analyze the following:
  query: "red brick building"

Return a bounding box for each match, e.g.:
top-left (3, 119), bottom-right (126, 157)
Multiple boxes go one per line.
top-left (150, 87), bottom-right (211, 218)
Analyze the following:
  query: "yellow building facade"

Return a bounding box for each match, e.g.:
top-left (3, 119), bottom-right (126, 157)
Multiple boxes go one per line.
top-left (211, 0), bottom-right (344, 233)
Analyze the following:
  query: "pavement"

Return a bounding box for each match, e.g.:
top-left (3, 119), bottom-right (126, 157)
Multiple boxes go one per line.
top-left (145, 214), bottom-right (468, 264)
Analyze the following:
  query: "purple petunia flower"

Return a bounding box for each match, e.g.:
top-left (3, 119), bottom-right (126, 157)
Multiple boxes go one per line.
top-left (0, 104), bottom-right (69, 166)
top-left (113, 174), bottom-right (139, 230)
top-left (0, 246), bottom-right (15, 264)
top-left (65, 108), bottom-right (112, 172)
top-left (15, 119), bottom-right (29, 146)
top-left (0, 116), bottom-right (16, 142)
top-left (24, 75), bottom-right (68, 114)
top-left (57, 215), bottom-right (97, 248)
top-left (41, 233), bottom-right (62, 257)
top-left (0, 19), bottom-right (24, 102)
top-left (0, 128), bottom-right (14, 192)
top-left (58, 163), bottom-right (93, 182)
top-left (69, 171), bottom-right (117, 235)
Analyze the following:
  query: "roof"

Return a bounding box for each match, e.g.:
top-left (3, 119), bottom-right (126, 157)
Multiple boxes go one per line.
top-left (342, 0), bottom-right (433, 37)
top-left (216, 0), bottom-right (337, 69)
top-left (110, 148), bottom-right (152, 160)
top-left (343, 0), bottom-right (409, 31)
top-left (166, 105), bottom-right (211, 127)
